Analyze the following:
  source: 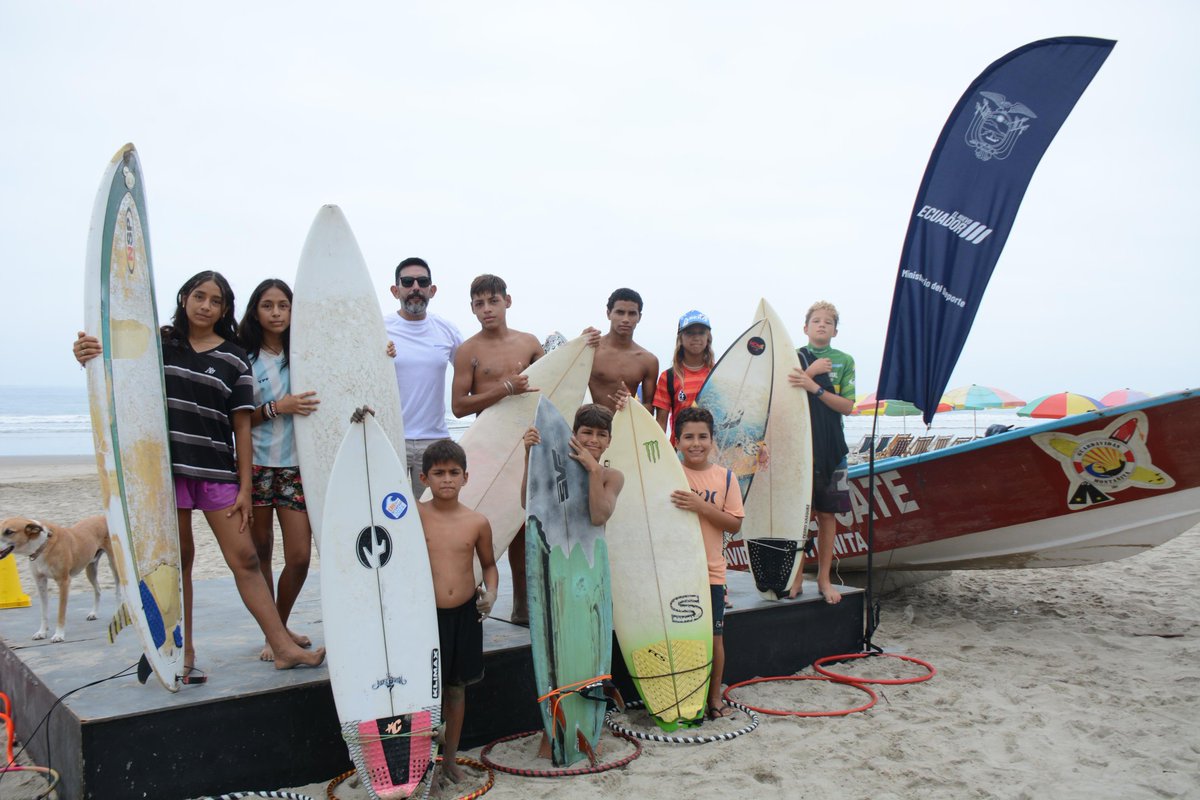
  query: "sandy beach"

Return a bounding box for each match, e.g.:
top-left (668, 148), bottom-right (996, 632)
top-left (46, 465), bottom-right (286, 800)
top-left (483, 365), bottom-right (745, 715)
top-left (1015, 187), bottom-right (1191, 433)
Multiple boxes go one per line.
top-left (2, 458), bottom-right (1197, 800)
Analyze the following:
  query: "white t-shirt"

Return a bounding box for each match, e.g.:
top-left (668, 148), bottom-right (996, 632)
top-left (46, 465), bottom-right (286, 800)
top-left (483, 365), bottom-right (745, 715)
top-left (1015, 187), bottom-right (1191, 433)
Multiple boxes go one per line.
top-left (384, 311), bottom-right (462, 439)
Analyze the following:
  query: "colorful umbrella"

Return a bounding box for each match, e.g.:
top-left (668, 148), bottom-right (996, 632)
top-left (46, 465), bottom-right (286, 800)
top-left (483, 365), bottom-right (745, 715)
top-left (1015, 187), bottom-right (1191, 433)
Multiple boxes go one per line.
top-left (854, 394), bottom-right (951, 431)
top-left (1100, 389), bottom-right (1150, 408)
top-left (940, 384), bottom-right (1025, 410)
top-left (1017, 392), bottom-right (1103, 419)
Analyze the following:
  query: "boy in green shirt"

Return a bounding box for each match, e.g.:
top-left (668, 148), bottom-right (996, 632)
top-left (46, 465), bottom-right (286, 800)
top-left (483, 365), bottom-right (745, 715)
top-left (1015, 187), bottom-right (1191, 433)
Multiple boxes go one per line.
top-left (787, 301), bottom-right (854, 604)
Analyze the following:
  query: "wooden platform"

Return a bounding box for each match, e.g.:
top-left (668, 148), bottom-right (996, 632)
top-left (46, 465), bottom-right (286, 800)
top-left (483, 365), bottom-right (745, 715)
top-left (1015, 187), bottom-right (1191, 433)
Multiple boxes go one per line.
top-left (0, 567), bottom-right (862, 800)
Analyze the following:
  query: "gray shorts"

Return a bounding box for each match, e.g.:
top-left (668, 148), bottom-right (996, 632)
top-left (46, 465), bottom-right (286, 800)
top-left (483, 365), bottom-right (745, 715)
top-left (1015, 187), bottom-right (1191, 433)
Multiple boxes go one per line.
top-left (405, 438), bottom-right (442, 494)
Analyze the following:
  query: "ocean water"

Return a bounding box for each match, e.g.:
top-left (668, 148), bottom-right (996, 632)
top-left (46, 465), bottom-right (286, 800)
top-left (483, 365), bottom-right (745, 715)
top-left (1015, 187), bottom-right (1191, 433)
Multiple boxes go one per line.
top-left (1, 385), bottom-right (1028, 458)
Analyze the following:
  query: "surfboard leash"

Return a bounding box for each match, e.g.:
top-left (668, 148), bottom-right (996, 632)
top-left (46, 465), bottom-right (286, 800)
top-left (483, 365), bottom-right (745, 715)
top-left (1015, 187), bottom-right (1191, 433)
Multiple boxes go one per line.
top-left (604, 698), bottom-right (759, 744)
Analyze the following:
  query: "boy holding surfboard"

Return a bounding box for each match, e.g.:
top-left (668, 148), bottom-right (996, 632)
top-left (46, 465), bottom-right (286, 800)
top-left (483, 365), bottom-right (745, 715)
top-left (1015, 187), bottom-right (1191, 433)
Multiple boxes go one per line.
top-left (417, 440), bottom-right (499, 787)
top-left (669, 406), bottom-right (745, 719)
top-left (451, 273), bottom-right (544, 624)
top-left (787, 301), bottom-right (855, 604)
top-left (589, 288), bottom-right (659, 411)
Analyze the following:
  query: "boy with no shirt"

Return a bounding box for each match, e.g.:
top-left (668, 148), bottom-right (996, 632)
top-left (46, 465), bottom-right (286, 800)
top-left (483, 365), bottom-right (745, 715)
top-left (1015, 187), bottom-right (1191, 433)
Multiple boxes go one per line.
top-left (588, 288), bottom-right (658, 411)
top-left (417, 440), bottom-right (499, 787)
top-left (450, 274), bottom-right (542, 624)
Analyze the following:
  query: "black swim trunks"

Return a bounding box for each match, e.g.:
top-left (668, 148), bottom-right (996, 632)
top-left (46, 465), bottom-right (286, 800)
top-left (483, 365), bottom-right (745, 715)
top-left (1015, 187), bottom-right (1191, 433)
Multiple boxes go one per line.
top-left (437, 596), bottom-right (484, 687)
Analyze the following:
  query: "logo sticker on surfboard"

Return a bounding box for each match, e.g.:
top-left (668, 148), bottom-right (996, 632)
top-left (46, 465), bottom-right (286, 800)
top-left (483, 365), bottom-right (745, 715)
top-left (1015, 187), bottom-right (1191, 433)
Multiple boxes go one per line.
top-left (747, 336), bottom-right (766, 356)
top-left (355, 525), bottom-right (393, 569)
top-left (382, 492), bottom-right (408, 519)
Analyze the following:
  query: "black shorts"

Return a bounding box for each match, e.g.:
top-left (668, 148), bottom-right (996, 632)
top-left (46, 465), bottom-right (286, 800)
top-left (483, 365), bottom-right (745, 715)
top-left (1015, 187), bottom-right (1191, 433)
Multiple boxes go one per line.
top-left (710, 585), bottom-right (726, 637)
top-left (813, 458), bottom-right (851, 514)
top-left (437, 597), bottom-right (484, 687)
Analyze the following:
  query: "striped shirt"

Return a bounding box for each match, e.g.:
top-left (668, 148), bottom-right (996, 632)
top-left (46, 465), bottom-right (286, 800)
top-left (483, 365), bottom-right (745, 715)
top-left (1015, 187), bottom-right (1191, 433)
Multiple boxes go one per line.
top-left (163, 339), bottom-right (256, 482)
top-left (249, 349), bottom-right (297, 468)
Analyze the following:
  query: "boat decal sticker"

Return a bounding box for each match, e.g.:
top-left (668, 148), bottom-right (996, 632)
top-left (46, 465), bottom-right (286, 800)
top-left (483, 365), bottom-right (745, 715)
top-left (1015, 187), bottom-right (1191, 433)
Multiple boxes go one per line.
top-left (1033, 412), bottom-right (1175, 510)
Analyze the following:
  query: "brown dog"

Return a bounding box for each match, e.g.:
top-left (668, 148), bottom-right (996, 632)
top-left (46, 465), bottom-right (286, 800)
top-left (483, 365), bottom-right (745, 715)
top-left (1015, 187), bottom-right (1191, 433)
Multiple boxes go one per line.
top-left (0, 516), bottom-right (115, 643)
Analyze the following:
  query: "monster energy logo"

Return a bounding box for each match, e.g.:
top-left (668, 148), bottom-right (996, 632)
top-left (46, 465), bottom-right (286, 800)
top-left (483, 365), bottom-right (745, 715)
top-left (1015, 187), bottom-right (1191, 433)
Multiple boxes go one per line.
top-left (643, 439), bottom-right (660, 463)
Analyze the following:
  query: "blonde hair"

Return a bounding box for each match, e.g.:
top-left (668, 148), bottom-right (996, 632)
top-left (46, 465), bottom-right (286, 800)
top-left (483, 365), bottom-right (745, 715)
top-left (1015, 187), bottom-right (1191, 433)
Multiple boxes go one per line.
top-left (805, 301), bottom-right (840, 327)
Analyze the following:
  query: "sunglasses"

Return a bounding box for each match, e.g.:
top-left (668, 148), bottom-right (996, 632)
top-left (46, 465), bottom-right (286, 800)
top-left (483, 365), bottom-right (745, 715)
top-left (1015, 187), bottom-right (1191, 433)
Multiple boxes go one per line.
top-left (398, 276), bottom-right (432, 288)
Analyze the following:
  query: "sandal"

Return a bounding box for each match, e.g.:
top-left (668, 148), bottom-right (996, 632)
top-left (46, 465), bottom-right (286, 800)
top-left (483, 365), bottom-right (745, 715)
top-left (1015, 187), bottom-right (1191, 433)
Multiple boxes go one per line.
top-left (180, 664), bottom-right (208, 685)
top-left (706, 703), bottom-right (736, 720)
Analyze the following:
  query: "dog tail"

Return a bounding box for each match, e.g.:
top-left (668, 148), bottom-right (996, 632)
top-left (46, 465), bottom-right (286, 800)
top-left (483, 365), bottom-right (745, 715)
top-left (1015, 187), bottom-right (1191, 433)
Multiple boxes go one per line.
top-left (108, 603), bottom-right (132, 643)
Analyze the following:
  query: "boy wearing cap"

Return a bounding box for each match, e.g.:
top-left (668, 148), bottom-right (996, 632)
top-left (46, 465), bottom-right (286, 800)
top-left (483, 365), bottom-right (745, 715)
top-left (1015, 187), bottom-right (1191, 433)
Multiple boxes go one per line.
top-left (653, 310), bottom-right (716, 443)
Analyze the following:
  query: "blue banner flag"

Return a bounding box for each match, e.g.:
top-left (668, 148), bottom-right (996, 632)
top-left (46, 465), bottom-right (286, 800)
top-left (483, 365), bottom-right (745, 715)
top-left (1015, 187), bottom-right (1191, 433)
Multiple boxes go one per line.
top-left (877, 37), bottom-right (1114, 424)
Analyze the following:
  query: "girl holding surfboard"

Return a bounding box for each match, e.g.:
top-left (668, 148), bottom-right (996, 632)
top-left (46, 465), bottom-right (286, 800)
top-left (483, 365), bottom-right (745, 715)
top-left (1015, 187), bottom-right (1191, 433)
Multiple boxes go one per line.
top-left (237, 278), bottom-right (319, 662)
top-left (75, 271), bottom-right (326, 679)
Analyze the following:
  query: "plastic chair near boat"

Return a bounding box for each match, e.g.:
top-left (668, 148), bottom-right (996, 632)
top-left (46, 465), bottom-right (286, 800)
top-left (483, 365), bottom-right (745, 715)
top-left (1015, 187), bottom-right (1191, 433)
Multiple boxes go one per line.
top-left (872, 434), bottom-right (894, 457)
top-left (907, 435), bottom-right (935, 456)
top-left (949, 436), bottom-right (972, 447)
top-left (931, 435), bottom-right (953, 451)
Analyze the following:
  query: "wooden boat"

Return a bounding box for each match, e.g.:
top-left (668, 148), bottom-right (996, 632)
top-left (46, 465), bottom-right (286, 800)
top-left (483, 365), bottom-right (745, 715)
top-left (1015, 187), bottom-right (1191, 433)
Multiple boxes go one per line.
top-left (810, 390), bottom-right (1200, 570)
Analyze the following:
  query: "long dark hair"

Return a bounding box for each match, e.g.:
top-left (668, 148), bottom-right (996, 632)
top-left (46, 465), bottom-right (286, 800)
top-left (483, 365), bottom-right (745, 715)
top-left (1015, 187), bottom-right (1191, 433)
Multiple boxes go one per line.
top-left (163, 271), bottom-right (237, 348)
top-left (238, 278), bottom-right (293, 365)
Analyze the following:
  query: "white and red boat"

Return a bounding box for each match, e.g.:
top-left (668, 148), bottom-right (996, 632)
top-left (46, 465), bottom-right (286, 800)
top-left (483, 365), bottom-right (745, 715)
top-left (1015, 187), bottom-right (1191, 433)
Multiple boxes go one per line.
top-left (727, 389), bottom-right (1200, 572)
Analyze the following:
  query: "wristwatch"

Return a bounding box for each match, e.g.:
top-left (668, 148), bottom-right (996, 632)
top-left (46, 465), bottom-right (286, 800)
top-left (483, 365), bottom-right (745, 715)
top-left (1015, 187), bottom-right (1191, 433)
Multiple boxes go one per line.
top-left (814, 387), bottom-right (826, 398)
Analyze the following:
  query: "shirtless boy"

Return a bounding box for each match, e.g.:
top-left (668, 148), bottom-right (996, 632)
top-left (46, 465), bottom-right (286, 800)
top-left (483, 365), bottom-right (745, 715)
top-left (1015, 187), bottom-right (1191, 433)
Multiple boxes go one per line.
top-left (588, 288), bottom-right (658, 411)
top-left (450, 274), bottom-right (542, 624)
top-left (417, 440), bottom-right (499, 787)
top-left (521, 402), bottom-right (625, 759)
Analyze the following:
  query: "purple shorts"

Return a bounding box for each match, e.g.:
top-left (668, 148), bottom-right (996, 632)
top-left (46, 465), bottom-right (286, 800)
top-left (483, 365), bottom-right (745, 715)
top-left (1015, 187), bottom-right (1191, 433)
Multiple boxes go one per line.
top-left (174, 476), bottom-right (239, 511)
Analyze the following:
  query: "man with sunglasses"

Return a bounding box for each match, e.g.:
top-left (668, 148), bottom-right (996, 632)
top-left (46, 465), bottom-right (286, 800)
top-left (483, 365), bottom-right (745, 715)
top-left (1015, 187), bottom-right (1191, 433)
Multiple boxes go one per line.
top-left (386, 257), bottom-right (464, 489)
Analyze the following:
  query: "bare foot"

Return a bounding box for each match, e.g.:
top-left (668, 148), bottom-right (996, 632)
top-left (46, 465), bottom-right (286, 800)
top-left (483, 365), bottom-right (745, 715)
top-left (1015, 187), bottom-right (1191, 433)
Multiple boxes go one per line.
top-left (259, 642), bottom-right (275, 662)
top-left (288, 628), bottom-right (312, 648)
top-left (274, 646), bottom-right (326, 670)
top-left (438, 759), bottom-right (465, 785)
top-left (818, 581), bottom-right (843, 604)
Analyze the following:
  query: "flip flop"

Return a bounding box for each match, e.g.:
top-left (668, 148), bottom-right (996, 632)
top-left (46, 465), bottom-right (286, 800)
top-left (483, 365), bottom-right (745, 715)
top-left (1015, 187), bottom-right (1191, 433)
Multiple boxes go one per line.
top-left (707, 703), bottom-right (736, 720)
top-left (180, 665), bottom-right (208, 685)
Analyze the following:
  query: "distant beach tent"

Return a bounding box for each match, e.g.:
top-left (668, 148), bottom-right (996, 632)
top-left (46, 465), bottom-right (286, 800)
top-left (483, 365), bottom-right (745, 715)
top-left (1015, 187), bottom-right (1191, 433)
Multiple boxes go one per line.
top-left (1100, 389), bottom-right (1151, 408)
top-left (940, 384), bottom-right (1025, 410)
top-left (1017, 392), bottom-right (1103, 419)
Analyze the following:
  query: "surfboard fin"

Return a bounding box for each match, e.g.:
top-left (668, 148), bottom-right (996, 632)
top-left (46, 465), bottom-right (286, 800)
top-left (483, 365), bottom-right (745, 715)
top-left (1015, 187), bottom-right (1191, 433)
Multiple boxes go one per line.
top-left (576, 729), bottom-right (599, 767)
top-left (107, 603), bottom-right (132, 643)
top-left (136, 653), bottom-right (152, 685)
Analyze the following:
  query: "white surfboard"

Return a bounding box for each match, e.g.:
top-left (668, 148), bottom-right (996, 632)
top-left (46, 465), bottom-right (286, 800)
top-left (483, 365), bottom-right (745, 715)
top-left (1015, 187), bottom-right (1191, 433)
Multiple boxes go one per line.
top-left (84, 144), bottom-right (183, 692)
top-left (291, 205), bottom-right (406, 549)
top-left (442, 336), bottom-right (594, 576)
top-left (604, 401), bottom-right (712, 730)
top-left (696, 299), bottom-right (813, 599)
top-left (321, 413), bottom-right (440, 798)
top-left (741, 299), bottom-right (813, 599)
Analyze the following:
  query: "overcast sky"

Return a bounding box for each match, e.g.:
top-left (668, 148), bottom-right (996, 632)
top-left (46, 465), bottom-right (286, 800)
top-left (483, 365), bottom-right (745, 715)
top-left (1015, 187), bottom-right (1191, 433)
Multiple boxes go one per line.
top-left (3, 2), bottom-right (1197, 402)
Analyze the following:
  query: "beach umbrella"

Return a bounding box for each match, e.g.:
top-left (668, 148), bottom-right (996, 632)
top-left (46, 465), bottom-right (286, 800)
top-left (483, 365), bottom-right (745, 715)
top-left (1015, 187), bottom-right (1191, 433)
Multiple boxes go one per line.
top-left (1100, 389), bottom-right (1150, 408)
top-left (1017, 392), bottom-right (1103, 419)
top-left (940, 384), bottom-right (1024, 435)
top-left (853, 394), bottom-right (950, 430)
top-left (940, 384), bottom-right (1025, 410)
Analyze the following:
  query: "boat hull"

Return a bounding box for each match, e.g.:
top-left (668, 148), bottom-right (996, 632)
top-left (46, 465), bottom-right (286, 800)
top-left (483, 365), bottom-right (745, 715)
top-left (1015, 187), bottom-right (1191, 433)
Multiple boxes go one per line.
top-left (819, 390), bottom-right (1200, 570)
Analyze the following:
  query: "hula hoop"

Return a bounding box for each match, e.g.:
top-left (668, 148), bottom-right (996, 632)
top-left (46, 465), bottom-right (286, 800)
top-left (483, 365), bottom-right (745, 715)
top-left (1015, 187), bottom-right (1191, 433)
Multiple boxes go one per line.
top-left (203, 792), bottom-right (315, 800)
top-left (0, 764), bottom-right (61, 799)
top-left (480, 728), bottom-right (642, 777)
top-left (604, 698), bottom-right (759, 743)
top-left (724, 675), bottom-right (878, 717)
top-left (813, 652), bottom-right (937, 685)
